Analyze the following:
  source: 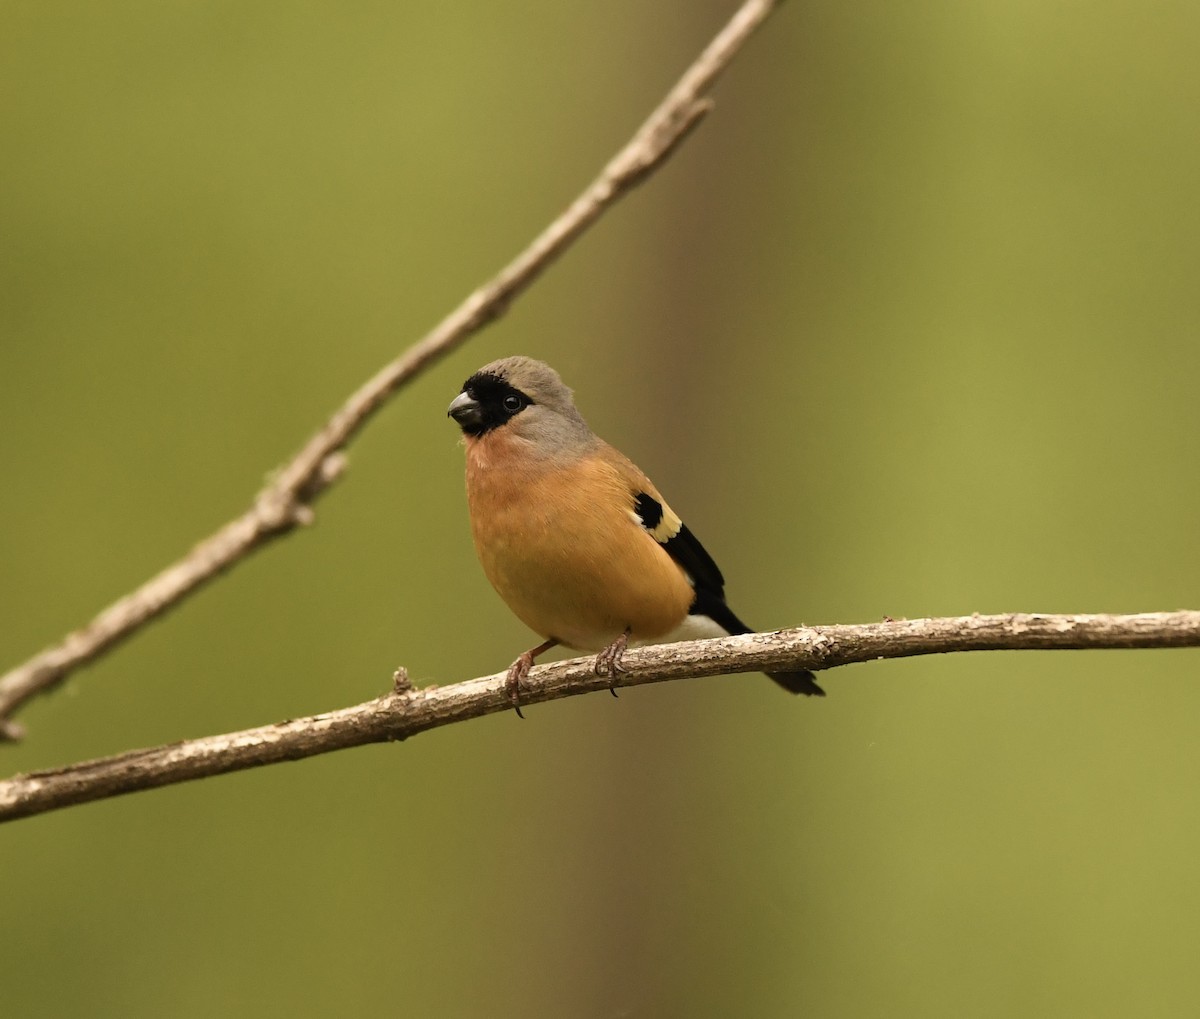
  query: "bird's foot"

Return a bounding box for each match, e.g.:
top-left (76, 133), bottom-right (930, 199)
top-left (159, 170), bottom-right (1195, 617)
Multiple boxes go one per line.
top-left (594, 628), bottom-right (631, 696)
top-left (505, 654), bottom-right (534, 719)
top-left (504, 638), bottom-right (558, 719)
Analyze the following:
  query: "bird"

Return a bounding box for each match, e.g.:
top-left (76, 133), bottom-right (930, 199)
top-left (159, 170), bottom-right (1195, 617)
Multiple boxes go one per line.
top-left (447, 355), bottom-right (824, 712)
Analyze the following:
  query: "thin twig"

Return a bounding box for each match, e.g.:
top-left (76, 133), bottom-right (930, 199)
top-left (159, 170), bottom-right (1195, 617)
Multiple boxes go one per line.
top-left (2, 611), bottom-right (1197, 822)
top-left (0, 0), bottom-right (786, 741)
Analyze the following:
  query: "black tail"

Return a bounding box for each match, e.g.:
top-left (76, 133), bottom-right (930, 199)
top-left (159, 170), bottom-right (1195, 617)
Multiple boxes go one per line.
top-left (689, 591), bottom-right (825, 697)
top-left (766, 669), bottom-right (826, 697)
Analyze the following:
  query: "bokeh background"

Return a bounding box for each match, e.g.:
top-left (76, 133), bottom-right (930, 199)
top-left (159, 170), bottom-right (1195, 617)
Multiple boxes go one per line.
top-left (3, 2), bottom-right (1199, 1016)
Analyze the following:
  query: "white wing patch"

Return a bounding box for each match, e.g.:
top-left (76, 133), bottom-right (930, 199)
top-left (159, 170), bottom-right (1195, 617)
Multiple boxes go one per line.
top-left (631, 491), bottom-right (682, 544)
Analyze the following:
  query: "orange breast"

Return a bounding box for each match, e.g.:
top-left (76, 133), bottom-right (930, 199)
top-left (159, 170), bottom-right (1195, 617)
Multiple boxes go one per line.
top-left (464, 436), bottom-right (693, 651)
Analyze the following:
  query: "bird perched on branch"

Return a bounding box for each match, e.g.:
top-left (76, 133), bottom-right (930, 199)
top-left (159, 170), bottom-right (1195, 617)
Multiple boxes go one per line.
top-left (448, 356), bottom-right (823, 712)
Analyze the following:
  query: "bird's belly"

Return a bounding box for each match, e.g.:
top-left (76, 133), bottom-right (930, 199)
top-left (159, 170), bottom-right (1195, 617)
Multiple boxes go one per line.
top-left (469, 476), bottom-right (693, 651)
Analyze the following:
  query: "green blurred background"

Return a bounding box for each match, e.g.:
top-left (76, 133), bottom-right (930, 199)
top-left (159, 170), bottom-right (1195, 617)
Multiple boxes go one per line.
top-left (3, 2), bottom-right (1199, 1016)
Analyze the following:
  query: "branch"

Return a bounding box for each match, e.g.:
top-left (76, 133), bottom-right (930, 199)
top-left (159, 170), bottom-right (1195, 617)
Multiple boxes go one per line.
top-left (0, 0), bottom-right (787, 741)
top-left (2, 611), bottom-right (1197, 823)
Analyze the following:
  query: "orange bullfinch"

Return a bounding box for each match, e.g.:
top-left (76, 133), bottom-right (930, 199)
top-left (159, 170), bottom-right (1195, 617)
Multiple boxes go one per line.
top-left (448, 355), bottom-right (823, 711)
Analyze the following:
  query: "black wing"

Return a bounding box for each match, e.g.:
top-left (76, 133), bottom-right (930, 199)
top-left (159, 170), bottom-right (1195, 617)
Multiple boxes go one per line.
top-left (633, 492), bottom-right (725, 598)
top-left (633, 492), bottom-right (825, 696)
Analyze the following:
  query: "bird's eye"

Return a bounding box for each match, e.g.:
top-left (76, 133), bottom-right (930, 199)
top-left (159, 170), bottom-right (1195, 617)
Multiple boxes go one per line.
top-left (502, 394), bottom-right (525, 413)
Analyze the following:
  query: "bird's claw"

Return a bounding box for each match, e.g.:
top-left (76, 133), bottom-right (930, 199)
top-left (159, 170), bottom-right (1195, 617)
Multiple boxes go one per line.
top-left (594, 629), bottom-right (631, 696)
top-left (505, 654), bottom-right (533, 719)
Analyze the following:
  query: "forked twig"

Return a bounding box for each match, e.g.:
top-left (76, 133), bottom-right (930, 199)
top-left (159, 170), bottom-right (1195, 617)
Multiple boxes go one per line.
top-left (0, 0), bottom-right (787, 741)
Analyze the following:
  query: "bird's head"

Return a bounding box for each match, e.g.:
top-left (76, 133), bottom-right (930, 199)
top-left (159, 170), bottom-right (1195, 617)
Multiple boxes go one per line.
top-left (448, 356), bottom-right (592, 452)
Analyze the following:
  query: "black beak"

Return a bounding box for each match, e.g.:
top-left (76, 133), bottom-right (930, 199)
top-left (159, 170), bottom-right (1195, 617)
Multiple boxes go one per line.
top-left (447, 391), bottom-right (483, 431)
